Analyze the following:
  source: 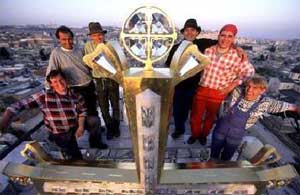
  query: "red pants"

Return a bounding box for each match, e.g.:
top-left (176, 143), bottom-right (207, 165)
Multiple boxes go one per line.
top-left (190, 86), bottom-right (226, 138)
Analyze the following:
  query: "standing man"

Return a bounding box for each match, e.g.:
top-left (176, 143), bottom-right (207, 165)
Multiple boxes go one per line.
top-left (189, 24), bottom-right (255, 145)
top-left (165, 19), bottom-right (217, 139)
top-left (211, 76), bottom-right (300, 161)
top-left (0, 70), bottom-right (86, 160)
top-left (84, 22), bottom-right (121, 140)
top-left (46, 25), bottom-right (107, 149)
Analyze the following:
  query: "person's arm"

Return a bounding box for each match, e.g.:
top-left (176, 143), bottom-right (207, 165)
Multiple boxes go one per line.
top-left (193, 39), bottom-right (217, 53)
top-left (284, 104), bottom-right (300, 112)
top-left (84, 43), bottom-right (89, 55)
top-left (75, 93), bottom-right (87, 138)
top-left (231, 43), bottom-right (249, 62)
top-left (165, 44), bottom-right (179, 67)
top-left (235, 59), bottom-right (255, 85)
top-left (235, 47), bottom-right (248, 62)
top-left (221, 56), bottom-right (255, 95)
top-left (46, 50), bottom-right (60, 76)
top-left (266, 98), bottom-right (300, 113)
top-left (221, 88), bottom-right (240, 115)
top-left (45, 49), bottom-right (59, 89)
top-left (0, 92), bottom-right (41, 132)
top-left (207, 39), bottom-right (218, 48)
top-left (230, 88), bottom-right (241, 106)
top-left (75, 116), bottom-right (85, 138)
top-left (84, 42), bottom-right (97, 56)
top-left (220, 80), bottom-right (240, 95)
top-left (0, 109), bottom-right (15, 133)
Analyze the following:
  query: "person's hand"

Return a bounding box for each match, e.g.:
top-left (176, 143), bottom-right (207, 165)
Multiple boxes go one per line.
top-left (220, 80), bottom-right (239, 95)
top-left (0, 109), bottom-right (14, 133)
top-left (236, 47), bottom-right (248, 62)
top-left (75, 126), bottom-right (84, 138)
top-left (220, 85), bottom-right (234, 96)
top-left (296, 105), bottom-right (300, 113)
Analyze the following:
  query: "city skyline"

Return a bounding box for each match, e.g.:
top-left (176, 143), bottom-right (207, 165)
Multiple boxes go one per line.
top-left (1, 0), bottom-right (300, 40)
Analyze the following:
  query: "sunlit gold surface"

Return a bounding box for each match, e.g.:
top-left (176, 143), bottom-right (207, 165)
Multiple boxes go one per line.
top-left (122, 68), bottom-right (173, 182)
top-left (83, 42), bottom-right (126, 84)
top-left (170, 40), bottom-right (211, 86)
top-left (2, 161), bottom-right (298, 194)
top-left (20, 141), bottom-right (136, 168)
top-left (21, 141), bottom-right (53, 163)
top-left (250, 144), bottom-right (281, 165)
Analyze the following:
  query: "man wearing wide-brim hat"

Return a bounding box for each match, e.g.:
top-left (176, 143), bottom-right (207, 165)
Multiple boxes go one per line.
top-left (84, 22), bottom-right (121, 141)
top-left (179, 18), bottom-right (201, 34)
top-left (87, 22), bottom-right (107, 35)
top-left (165, 18), bottom-right (218, 141)
top-left (85, 22), bottom-right (107, 51)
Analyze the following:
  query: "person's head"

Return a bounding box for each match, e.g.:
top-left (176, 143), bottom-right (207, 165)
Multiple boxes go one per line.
top-left (218, 24), bottom-right (238, 50)
top-left (55, 25), bottom-right (74, 50)
top-left (46, 70), bottom-right (68, 95)
top-left (180, 18), bottom-right (201, 41)
top-left (244, 76), bottom-right (268, 101)
top-left (88, 22), bottom-right (107, 44)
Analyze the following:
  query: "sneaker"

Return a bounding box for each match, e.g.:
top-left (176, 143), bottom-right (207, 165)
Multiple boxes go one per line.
top-left (187, 136), bottom-right (197, 144)
top-left (171, 131), bottom-right (183, 139)
top-left (199, 137), bottom-right (207, 145)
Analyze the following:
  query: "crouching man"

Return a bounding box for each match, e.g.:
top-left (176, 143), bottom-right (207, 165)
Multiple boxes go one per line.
top-left (0, 70), bottom-right (87, 160)
top-left (211, 76), bottom-right (300, 161)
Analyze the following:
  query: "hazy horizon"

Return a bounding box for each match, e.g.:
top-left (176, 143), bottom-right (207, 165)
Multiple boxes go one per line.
top-left (1, 0), bottom-right (300, 40)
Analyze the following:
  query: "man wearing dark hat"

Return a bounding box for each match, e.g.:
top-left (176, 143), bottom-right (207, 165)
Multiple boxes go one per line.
top-left (165, 18), bottom-right (217, 140)
top-left (46, 25), bottom-right (108, 150)
top-left (84, 22), bottom-right (121, 140)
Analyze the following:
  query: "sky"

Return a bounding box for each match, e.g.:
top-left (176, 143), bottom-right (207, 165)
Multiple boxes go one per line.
top-left (1, 0), bottom-right (300, 40)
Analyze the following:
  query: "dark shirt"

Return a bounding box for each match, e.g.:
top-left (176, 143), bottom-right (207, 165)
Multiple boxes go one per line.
top-left (165, 38), bottom-right (217, 90)
top-left (8, 89), bottom-right (87, 134)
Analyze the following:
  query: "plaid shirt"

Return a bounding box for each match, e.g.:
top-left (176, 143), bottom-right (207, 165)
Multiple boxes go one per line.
top-left (8, 89), bottom-right (87, 134)
top-left (200, 46), bottom-right (255, 89)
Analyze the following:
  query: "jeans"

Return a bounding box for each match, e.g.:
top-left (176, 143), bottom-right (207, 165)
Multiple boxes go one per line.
top-left (49, 127), bottom-right (82, 160)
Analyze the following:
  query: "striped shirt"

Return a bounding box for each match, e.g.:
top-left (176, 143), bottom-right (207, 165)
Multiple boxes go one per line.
top-left (8, 89), bottom-right (87, 134)
top-left (200, 46), bottom-right (255, 89)
top-left (226, 88), bottom-right (293, 129)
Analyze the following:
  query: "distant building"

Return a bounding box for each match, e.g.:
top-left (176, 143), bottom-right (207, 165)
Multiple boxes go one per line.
top-left (290, 65), bottom-right (300, 82)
